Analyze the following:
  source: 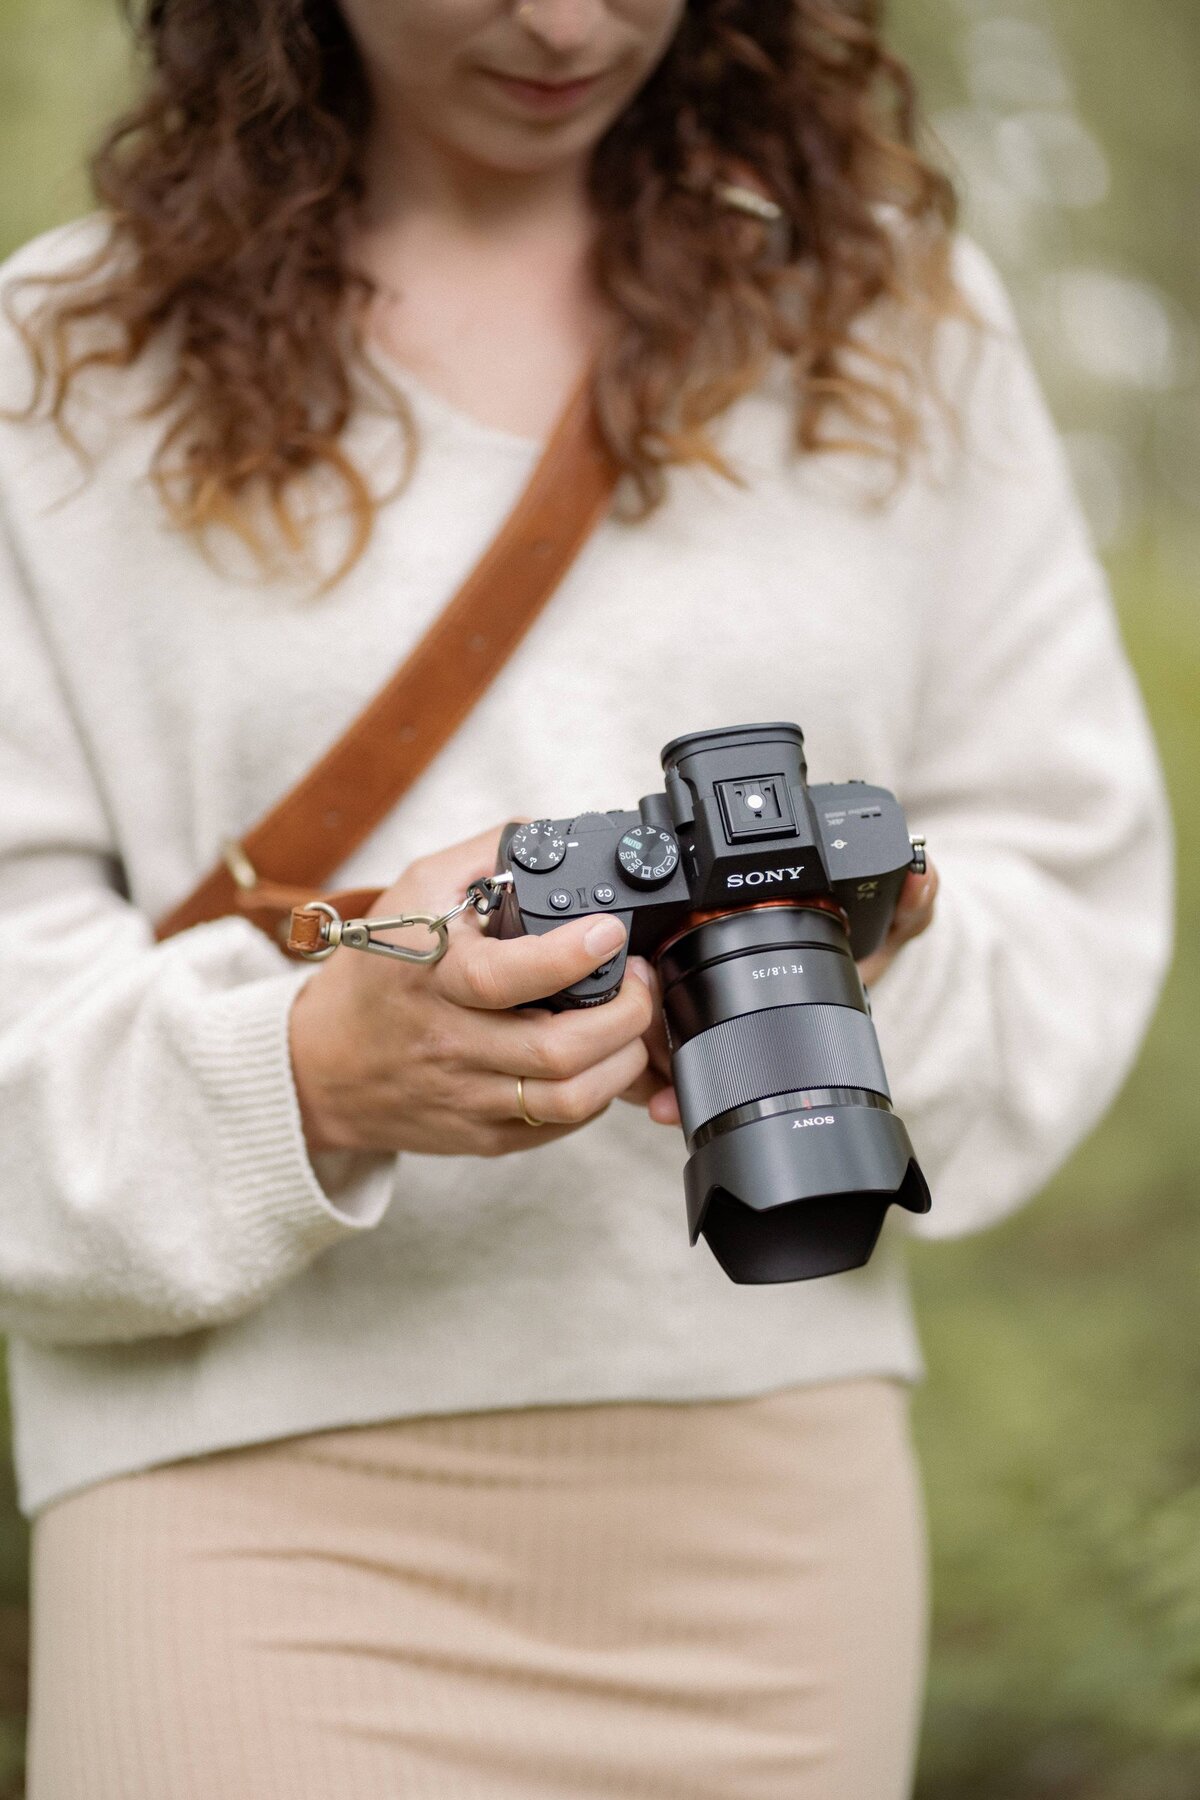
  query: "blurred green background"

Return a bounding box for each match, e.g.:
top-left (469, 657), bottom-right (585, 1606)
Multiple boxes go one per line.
top-left (0, 0), bottom-right (1196, 1795)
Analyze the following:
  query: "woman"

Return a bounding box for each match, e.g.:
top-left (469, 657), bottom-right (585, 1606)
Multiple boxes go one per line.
top-left (0, 1), bottom-right (1171, 1795)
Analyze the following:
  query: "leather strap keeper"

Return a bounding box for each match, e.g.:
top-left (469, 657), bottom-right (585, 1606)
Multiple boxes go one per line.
top-left (287, 905), bottom-right (342, 957)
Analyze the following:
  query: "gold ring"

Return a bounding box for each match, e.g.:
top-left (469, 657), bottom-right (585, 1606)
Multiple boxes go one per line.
top-left (516, 1076), bottom-right (544, 1128)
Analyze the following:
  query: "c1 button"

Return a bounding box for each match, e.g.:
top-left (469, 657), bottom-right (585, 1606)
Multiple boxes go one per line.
top-left (548, 890), bottom-right (573, 911)
top-left (592, 884), bottom-right (617, 906)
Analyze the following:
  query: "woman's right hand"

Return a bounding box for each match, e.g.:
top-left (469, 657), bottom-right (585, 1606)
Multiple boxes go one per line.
top-left (288, 823), bottom-right (655, 1159)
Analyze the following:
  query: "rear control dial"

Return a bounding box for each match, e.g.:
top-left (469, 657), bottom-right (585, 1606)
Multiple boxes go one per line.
top-left (509, 821), bottom-right (567, 873)
top-left (616, 825), bottom-right (680, 887)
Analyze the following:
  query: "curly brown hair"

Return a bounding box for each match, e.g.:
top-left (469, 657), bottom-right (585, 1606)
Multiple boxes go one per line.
top-left (6, 0), bottom-right (963, 587)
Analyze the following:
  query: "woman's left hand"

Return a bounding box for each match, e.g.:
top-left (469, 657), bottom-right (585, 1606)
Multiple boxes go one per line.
top-left (620, 858), bottom-right (940, 1127)
top-left (855, 857), bottom-right (939, 988)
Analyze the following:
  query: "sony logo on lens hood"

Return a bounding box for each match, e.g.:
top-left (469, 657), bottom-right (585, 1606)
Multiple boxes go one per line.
top-left (726, 867), bottom-right (806, 886)
top-left (792, 1116), bottom-right (836, 1128)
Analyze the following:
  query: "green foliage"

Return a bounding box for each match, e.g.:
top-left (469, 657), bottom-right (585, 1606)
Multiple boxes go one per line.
top-left (0, 3), bottom-right (1196, 1797)
top-left (0, 1370), bottom-right (26, 1800)
top-left (0, 0), bottom-right (130, 261)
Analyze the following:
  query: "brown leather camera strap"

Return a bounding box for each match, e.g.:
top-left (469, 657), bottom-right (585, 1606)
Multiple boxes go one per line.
top-left (155, 371), bottom-right (620, 947)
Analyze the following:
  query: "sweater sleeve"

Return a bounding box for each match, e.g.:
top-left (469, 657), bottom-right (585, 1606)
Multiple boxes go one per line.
top-left (868, 239), bottom-right (1174, 1239)
top-left (0, 495), bottom-right (395, 1346)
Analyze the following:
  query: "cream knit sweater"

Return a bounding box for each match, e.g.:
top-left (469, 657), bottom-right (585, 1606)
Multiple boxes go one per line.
top-left (0, 219), bottom-right (1173, 1514)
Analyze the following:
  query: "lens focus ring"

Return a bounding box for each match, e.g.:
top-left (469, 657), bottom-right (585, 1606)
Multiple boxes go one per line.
top-left (672, 1004), bottom-right (890, 1143)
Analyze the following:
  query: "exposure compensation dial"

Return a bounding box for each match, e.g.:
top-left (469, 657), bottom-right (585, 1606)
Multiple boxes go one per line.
top-left (616, 824), bottom-right (680, 888)
top-left (509, 820), bottom-right (567, 873)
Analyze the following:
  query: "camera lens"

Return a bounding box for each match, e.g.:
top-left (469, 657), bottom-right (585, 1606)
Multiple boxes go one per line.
top-left (656, 904), bottom-right (930, 1283)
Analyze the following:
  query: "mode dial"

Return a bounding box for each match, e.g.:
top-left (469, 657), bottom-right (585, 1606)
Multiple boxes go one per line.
top-left (509, 820), bottom-right (567, 873)
top-left (616, 824), bottom-right (680, 887)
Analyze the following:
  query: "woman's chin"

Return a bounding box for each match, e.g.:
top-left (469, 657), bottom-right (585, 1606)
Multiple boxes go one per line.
top-left (436, 105), bottom-right (620, 182)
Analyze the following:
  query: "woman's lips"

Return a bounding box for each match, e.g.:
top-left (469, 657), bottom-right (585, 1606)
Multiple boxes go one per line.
top-left (480, 69), bottom-right (605, 115)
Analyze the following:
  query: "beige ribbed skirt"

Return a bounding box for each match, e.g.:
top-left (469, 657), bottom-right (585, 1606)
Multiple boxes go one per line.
top-left (28, 1379), bottom-right (927, 1799)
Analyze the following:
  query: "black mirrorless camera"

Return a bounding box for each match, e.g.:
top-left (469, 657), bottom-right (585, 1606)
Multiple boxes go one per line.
top-left (489, 723), bottom-right (931, 1284)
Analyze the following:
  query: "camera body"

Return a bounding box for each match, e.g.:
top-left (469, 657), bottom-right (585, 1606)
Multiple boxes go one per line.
top-left (489, 723), bottom-right (918, 1006)
top-left (487, 724), bottom-right (932, 1285)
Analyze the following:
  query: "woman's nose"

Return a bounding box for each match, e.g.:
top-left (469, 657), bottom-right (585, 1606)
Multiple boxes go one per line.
top-left (514, 0), bottom-right (608, 60)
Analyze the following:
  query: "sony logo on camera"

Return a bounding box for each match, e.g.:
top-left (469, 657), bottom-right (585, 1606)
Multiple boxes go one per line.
top-left (726, 866), bottom-right (806, 887)
top-left (793, 1116), bottom-right (836, 1129)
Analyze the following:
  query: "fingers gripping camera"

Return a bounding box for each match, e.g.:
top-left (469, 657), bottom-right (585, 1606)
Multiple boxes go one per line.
top-left (489, 723), bottom-right (932, 1285)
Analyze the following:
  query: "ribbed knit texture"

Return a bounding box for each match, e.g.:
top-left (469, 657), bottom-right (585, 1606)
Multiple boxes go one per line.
top-left (28, 1382), bottom-right (926, 1799)
top-left (0, 217), bottom-right (1174, 1515)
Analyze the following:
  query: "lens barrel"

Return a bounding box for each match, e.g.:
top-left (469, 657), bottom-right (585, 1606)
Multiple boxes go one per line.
top-left (656, 905), bottom-right (930, 1283)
